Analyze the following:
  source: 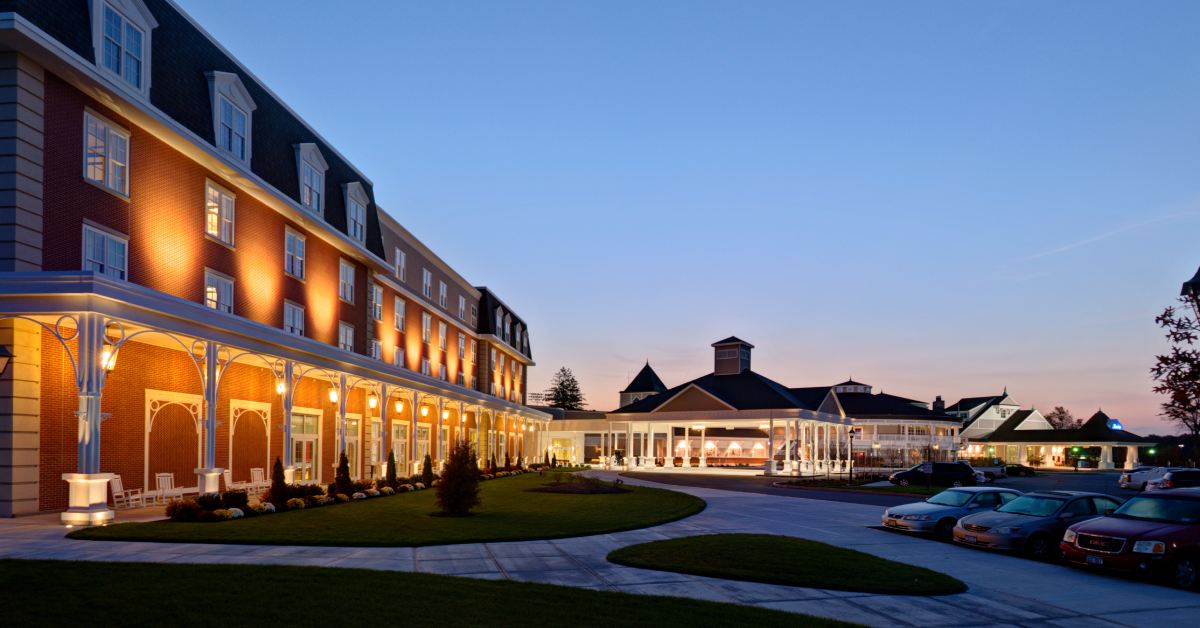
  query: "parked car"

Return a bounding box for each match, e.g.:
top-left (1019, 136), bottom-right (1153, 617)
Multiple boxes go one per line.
top-left (1005, 464), bottom-right (1038, 477)
top-left (1062, 488), bottom-right (1200, 589)
top-left (882, 487), bottom-right (1021, 539)
top-left (1146, 470), bottom-right (1200, 493)
top-left (1121, 467), bottom-right (1186, 491)
top-left (953, 491), bottom-right (1123, 560)
top-left (889, 462), bottom-right (977, 487)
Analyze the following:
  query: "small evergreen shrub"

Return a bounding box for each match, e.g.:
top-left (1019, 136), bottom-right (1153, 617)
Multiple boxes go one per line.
top-left (421, 454), bottom-right (434, 487)
top-left (437, 441), bottom-right (481, 516)
top-left (386, 450), bottom-right (398, 489)
top-left (335, 452), bottom-right (353, 496)
top-left (286, 498), bottom-right (306, 510)
top-left (268, 457), bottom-right (287, 508)
top-left (223, 489), bottom-right (249, 511)
top-left (196, 493), bottom-right (224, 511)
top-left (165, 498), bottom-right (202, 522)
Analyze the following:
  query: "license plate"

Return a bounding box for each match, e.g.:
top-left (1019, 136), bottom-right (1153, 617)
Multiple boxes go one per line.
top-left (1086, 555), bottom-right (1104, 566)
top-left (964, 535), bottom-right (977, 543)
top-left (885, 519), bottom-right (900, 527)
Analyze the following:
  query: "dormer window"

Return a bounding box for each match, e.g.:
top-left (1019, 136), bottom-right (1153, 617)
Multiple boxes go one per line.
top-left (206, 71), bottom-right (256, 164)
top-left (344, 182), bottom-right (370, 242)
top-left (294, 143), bottom-right (328, 214)
top-left (92, 1), bottom-right (157, 96)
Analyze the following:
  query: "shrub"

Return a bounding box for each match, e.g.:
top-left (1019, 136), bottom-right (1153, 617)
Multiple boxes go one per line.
top-left (380, 486), bottom-right (395, 496)
top-left (258, 502), bottom-right (276, 514)
top-left (413, 482), bottom-right (425, 490)
top-left (551, 454), bottom-right (557, 468)
top-left (490, 454), bottom-right (497, 475)
top-left (399, 484), bottom-right (413, 492)
top-left (211, 509), bottom-right (233, 520)
top-left (165, 498), bottom-right (202, 522)
top-left (335, 493), bottom-right (351, 503)
top-left (504, 453), bottom-right (512, 472)
top-left (366, 488), bottom-right (380, 497)
top-left (223, 489), bottom-right (249, 511)
top-left (386, 450), bottom-right (398, 489)
top-left (421, 454), bottom-right (434, 487)
top-left (336, 451), bottom-right (353, 496)
top-left (545, 451), bottom-right (551, 467)
top-left (269, 457), bottom-right (287, 508)
top-left (196, 493), bottom-right (223, 511)
top-left (437, 441), bottom-right (482, 516)
top-left (304, 495), bottom-right (324, 508)
top-left (228, 507), bottom-right (244, 519)
top-left (286, 498), bottom-right (306, 510)
top-left (352, 492), bottom-right (367, 500)
top-left (351, 479), bottom-right (374, 494)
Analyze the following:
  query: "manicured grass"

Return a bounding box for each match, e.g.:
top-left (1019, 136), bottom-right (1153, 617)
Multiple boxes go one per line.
top-left (68, 472), bottom-right (705, 546)
top-left (0, 559), bottom-right (858, 628)
top-left (607, 534), bottom-right (967, 596)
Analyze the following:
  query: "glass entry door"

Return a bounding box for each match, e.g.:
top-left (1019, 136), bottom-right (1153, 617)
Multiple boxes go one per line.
top-left (391, 422), bottom-right (409, 468)
top-left (345, 416), bottom-right (361, 479)
top-left (416, 426), bottom-right (430, 464)
top-left (290, 413), bottom-right (320, 483)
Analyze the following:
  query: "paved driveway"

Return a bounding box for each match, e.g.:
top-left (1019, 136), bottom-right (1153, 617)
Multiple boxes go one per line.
top-left (0, 472), bottom-right (1196, 627)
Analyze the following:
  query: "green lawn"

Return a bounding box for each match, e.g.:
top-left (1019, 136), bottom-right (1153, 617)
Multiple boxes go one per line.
top-left (608, 534), bottom-right (967, 596)
top-left (68, 472), bottom-right (705, 546)
top-left (0, 560), bottom-right (858, 628)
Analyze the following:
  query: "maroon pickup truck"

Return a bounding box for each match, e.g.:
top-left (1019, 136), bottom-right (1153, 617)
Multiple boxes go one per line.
top-left (1061, 488), bottom-right (1200, 589)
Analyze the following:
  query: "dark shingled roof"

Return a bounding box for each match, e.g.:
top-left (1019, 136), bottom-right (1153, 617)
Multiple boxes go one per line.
top-left (788, 386), bottom-right (835, 409)
top-left (836, 392), bottom-right (958, 421)
top-left (981, 410), bottom-right (1153, 444)
top-left (836, 379), bottom-right (868, 387)
top-left (622, 363), bottom-right (668, 394)
top-left (944, 395), bottom-right (1002, 413)
top-left (614, 370), bottom-right (811, 413)
top-left (711, 336), bottom-right (754, 348)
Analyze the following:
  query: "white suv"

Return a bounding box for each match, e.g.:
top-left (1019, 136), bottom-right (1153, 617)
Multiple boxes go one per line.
top-left (1120, 466), bottom-right (1185, 491)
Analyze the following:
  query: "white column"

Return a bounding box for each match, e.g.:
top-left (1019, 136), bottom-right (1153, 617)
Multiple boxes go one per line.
top-left (626, 422), bottom-right (633, 469)
top-left (62, 313), bottom-right (115, 525)
top-left (409, 392), bottom-right (419, 474)
top-left (784, 419), bottom-right (793, 473)
top-left (281, 361), bottom-right (296, 482)
top-left (682, 426), bottom-right (690, 467)
top-left (699, 426), bottom-right (707, 468)
top-left (665, 425), bottom-right (674, 468)
top-left (1124, 445), bottom-right (1139, 470)
top-left (766, 417), bottom-right (776, 475)
top-left (1099, 445), bottom-right (1114, 470)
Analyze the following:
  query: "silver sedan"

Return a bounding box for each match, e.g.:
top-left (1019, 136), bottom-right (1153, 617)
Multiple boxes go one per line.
top-left (882, 487), bottom-right (1022, 540)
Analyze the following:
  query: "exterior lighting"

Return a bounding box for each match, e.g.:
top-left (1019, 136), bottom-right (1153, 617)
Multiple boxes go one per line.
top-left (275, 380), bottom-right (285, 395)
top-left (100, 346), bottom-right (117, 371)
top-left (692, 424), bottom-right (705, 430)
top-left (420, 406), bottom-right (429, 417)
top-left (442, 410), bottom-right (450, 420)
top-left (367, 392), bottom-right (378, 409)
top-left (758, 423), bottom-right (769, 430)
top-left (394, 400), bottom-right (404, 414)
top-left (1148, 448), bottom-right (1157, 455)
top-left (328, 389), bottom-right (338, 403)
top-left (0, 345), bottom-right (12, 376)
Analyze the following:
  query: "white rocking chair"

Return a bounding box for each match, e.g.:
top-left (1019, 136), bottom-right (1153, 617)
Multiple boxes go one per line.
top-left (155, 472), bottom-right (183, 504)
top-left (110, 475), bottom-right (145, 509)
top-left (250, 467), bottom-right (266, 491)
top-left (222, 469), bottom-right (235, 491)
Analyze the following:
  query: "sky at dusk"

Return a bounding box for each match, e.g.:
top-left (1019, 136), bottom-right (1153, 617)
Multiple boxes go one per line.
top-left (177, 0), bottom-right (1200, 434)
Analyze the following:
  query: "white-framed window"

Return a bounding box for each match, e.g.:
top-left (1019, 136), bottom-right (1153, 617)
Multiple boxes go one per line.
top-left (421, 357), bottom-right (431, 376)
top-left (470, 304), bottom-right (478, 326)
top-left (499, 353), bottom-right (506, 370)
top-left (295, 143), bottom-right (328, 214)
top-left (422, 268), bottom-right (432, 298)
top-left (338, 322), bottom-right (355, 352)
top-left (470, 375), bottom-right (477, 389)
top-left (204, 180), bottom-right (235, 246)
top-left (338, 259), bottom-right (355, 303)
top-left (490, 348), bottom-right (497, 364)
top-left (283, 301), bottom-right (305, 336)
top-left (204, 270), bottom-right (234, 313)
top-left (83, 110), bottom-right (129, 196)
top-left (523, 330), bottom-right (529, 352)
top-left (205, 71), bottom-right (255, 164)
top-left (394, 297), bottom-right (405, 331)
top-left (345, 182), bottom-right (369, 242)
top-left (458, 371), bottom-right (465, 386)
top-left (458, 334), bottom-right (466, 359)
top-left (458, 295), bottom-right (466, 320)
top-left (438, 281), bottom-right (447, 308)
top-left (393, 345), bottom-right (405, 368)
top-left (503, 314), bottom-right (512, 343)
top-left (95, 1), bottom-right (154, 92)
top-left (370, 339), bottom-right (382, 360)
top-left (471, 340), bottom-right (478, 362)
top-left (82, 224), bottom-right (127, 280)
top-left (394, 248), bottom-right (406, 282)
top-left (438, 322), bottom-right (447, 351)
top-left (439, 364), bottom-right (447, 381)
top-left (371, 284), bottom-right (383, 321)
top-left (218, 96), bottom-right (247, 160)
top-left (421, 312), bottom-right (431, 343)
top-left (284, 228), bottom-right (305, 279)
top-left (495, 308), bottom-right (503, 334)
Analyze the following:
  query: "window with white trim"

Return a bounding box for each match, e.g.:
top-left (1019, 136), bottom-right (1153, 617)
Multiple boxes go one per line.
top-left (99, 3), bottom-right (148, 90)
top-left (458, 334), bottom-right (465, 359)
top-left (421, 357), bottom-right (431, 376)
top-left (204, 270), bottom-right (233, 313)
top-left (84, 111), bottom-right (129, 196)
top-left (82, 224), bottom-right (127, 280)
top-left (458, 295), bottom-right (466, 320)
top-left (438, 322), bottom-right (447, 351)
top-left (204, 181), bottom-right (235, 246)
top-left (422, 268), bottom-right (432, 298)
top-left (218, 96), bottom-right (247, 160)
top-left (338, 259), bottom-right (354, 303)
top-left (438, 281), bottom-right (447, 308)
top-left (338, 322), bottom-right (355, 352)
top-left (470, 304), bottom-right (477, 325)
top-left (206, 71), bottom-right (255, 164)
top-left (394, 296), bottom-right (405, 331)
top-left (458, 371), bottom-right (465, 386)
top-left (283, 301), bottom-right (304, 336)
top-left (470, 374), bottom-right (477, 389)
top-left (471, 340), bottom-right (478, 362)
top-left (394, 248), bottom-right (406, 282)
top-left (295, 143), bottom-right (328, 214)
top-left (371, 284), bottom-right (383, 321)
top-left (348, 199), bottom-right (366, 242)
top-left (495, 308), bottom-right (503, 334)
top-left (370, 339), bottom-right (382, 360)
top-left (439, 364), bottom-right (447, 381)
top-left (284, 228), bottom-right (305, 279)
top-left (393, 344), bottom-right (405, 368)
top-left (421, 312), bottom-right (431, 343)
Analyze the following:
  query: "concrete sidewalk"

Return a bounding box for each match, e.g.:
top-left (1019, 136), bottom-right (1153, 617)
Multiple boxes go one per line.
top-left (0, 472), bottom-right (1195, 627)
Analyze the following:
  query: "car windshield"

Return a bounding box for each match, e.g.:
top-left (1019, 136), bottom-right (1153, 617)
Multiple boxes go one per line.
top-left (997, 495), bottom-right (1065, 517)
top-left (1113, 496), bottom-right (1200, 523)
top-left (926, 490), bottom-right (973, 507)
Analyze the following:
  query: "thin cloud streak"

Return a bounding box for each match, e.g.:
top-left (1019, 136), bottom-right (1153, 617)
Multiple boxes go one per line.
top-left (1018, 212), bottom-right (1197, 263)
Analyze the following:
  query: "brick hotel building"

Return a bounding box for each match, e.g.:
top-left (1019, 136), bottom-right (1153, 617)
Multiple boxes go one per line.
top-left (0, 0), bottom-right (548, 523)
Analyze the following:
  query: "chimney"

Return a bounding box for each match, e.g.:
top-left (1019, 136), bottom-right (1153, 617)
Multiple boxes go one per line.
top-left (933, 395), bottom-right (945, 413)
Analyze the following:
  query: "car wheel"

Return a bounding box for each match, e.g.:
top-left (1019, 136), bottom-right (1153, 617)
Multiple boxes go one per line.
top-left (1171, 555), bottom-right (1198, 590)
top-left (1024, 534), bottom-right (1051, 561)
top-left (935, 519), bottom-right (955, 542)
top-left (898, 479), bottom-right (909, 487)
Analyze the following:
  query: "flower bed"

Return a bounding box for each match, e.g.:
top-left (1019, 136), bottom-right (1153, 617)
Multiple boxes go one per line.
top-left (164, 466), bottom-right (536, 522)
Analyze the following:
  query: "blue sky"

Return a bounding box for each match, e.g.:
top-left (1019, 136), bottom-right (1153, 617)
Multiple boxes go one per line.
top-left (178, 1), bottom-right (1200, 433)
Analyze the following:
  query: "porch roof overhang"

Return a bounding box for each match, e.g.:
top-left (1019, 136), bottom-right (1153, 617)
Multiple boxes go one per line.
top-left (605, 408), bottom-right (848, 425)
top-left (0, 272), bottom-right (549, 422)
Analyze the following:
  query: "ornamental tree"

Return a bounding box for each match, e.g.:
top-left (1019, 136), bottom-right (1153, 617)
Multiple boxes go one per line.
top-left (386, 450), bottom-right (398, 489)
top-left (437, 441), bottom-right (481, 516)
top-left (1152, 299), bottom-right (1200, 449)
top-left (545, 367), bottom-right (586, 410)
top-left (421, 453), bottom-right (434, 487)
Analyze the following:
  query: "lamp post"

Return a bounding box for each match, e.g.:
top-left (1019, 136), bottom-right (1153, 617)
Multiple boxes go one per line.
top-left (1181, 266), bottom-right (1200, 320)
